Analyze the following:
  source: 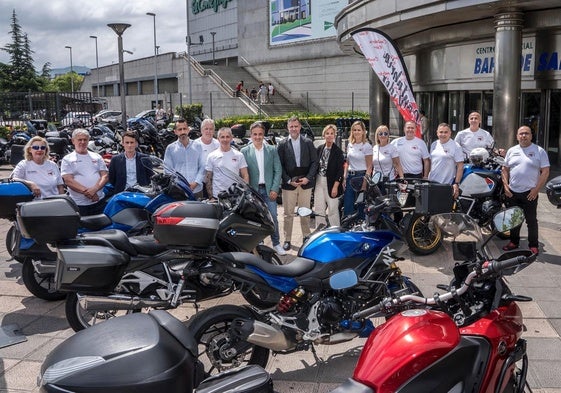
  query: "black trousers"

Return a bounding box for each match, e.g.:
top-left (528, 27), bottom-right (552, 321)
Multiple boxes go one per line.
top-left (505, 190), bottom-right (539, 248)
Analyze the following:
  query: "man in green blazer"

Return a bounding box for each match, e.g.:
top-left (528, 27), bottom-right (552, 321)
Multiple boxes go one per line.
top-left (241, 121), bottom-right (285, 256)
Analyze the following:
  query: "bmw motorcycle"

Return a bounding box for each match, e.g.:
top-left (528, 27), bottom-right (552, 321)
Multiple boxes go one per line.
top-left (457, 146), bottom-right (507, 231)
top-left (5, 157), bottom-right (195, 301)
top-left (332, 206), bottom-right (536, 393)
top-left (185, 197), bottom-right (421, 375)
top-left (17, 167), bottom-right (281, 331)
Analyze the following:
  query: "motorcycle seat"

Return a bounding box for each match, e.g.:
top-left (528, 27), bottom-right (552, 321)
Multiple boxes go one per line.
top-left (129, 235), bottom-right (168, 256)
top-left (82, 229), bottom-right (139, 256)
top-left (79, 213), bottom-right (112, 231)
top-left (218, 252), bottom-right (315, 277)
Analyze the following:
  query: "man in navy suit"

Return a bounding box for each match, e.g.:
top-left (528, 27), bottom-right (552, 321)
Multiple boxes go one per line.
top-left (241, 121), bottom-right (285, 255)
top-left (277, 115), bottom-right (318, 251)
top-left (108, 130), bottom-right (153, 194)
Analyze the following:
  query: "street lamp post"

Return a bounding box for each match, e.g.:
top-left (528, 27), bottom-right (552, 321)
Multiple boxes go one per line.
top-left (146, 12), bottom-right (158, 109)
top-left (107, 23), bottom-right (131, 129)
top-left (210, 31), bottom-right (216, 65)
top-left (64, 45), bottom-right (74, 93)
top-left (89, 36), bottom-right (100, 98)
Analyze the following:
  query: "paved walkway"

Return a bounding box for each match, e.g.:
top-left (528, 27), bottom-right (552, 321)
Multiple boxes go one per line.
top-left (1, 164), bottom-right (560, 392)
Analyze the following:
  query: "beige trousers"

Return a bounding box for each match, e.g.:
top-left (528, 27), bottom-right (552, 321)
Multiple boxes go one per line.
top-left (282, 186), bottom-right (312, 242)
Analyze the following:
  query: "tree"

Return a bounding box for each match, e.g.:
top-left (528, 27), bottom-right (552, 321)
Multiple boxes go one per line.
top-left (0, 9), bottom-right (46, 92)
top-left (44, 73), bottom-right (84, 92)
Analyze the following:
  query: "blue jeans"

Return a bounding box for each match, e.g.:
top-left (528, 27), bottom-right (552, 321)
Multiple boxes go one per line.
top-left (343, 172), bottom-right (366, 217)
top-left (258, 186), bottom-right (280, 246)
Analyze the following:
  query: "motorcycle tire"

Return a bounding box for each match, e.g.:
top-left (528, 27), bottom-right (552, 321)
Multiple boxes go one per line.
top-left (187, 304), bottom-right (270, 376)
top-left (21, 258), bottom-right (66, 301)
top-left (6, 225), bottom-right (17, 257)
top-left (241, 252), bottom-right (282, 309)
top-left (65, 292), bottom-right (139, 332)
top-left (404, 214), bottom-right (442, 255)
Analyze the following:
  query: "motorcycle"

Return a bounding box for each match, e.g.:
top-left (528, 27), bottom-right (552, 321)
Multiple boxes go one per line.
top-left (457, 146), bottom-right (507, 232)
top-left (34, 207), bottom-right (536, 393)
top-left (185, 180), bottom-right (422, 375)
top-left (128, 117), bottom-right (165, 158)
top-left (6, 156), bottom-right (195, 301)
top-left (38, 310), bottom-right (273, 393)
top-left (546, 175), bottom-right (561, 208)
top-left (342, 173), bottom-right (446, 255)
top-left (16, 167), bottom-right (282, 331)
top-left (330, 206), bottom-right (536, 393)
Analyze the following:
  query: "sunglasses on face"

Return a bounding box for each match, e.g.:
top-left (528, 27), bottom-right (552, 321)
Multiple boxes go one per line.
top-left (378, 132), bottom-right (389, 136)
top-left (31, 145), bottom-right (47, 151)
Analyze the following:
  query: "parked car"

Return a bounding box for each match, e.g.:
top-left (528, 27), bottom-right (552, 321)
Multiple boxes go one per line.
top-left (92, 109), bottom-right (122, 125)
top-left (60, 112), bottom-right (93, 127)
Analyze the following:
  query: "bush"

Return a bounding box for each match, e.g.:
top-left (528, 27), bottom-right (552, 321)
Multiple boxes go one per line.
top-left (215, 110), bottom-right (369, 135)
top-left (0, 126), bottom-right (11, 139)
top-left (175, 103), bottom-right (203, 125)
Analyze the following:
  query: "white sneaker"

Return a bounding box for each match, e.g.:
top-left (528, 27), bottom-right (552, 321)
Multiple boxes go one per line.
top-left (274, 244), bottom-right (287, 256)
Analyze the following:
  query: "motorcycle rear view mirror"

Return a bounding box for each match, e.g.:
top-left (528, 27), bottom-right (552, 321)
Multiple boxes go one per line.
top-left (492, 207), bottom-right (525, 233)
top-left (371, 172), bottom-right (382, 184)
top-left (329, 269), bottom-right (358, 290)
top-left (297, 207), bottom-right (313, 217)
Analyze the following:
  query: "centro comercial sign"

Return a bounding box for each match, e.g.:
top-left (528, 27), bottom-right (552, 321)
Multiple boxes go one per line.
top-left (192, 0), bottom-right (234, 14)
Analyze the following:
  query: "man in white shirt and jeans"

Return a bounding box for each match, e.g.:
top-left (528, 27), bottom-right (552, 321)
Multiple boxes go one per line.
top-left (392, 120), bottom-right (430, 179)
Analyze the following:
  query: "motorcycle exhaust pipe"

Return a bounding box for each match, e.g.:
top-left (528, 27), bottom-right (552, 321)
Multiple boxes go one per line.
top-left (77, 294), bottom-right (169, 311)
top-left (232, 319), bottom-right (295, 351)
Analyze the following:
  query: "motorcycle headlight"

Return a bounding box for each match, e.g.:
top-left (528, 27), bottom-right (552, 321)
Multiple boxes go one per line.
top-left (39, 356), bottom-right (106, 386)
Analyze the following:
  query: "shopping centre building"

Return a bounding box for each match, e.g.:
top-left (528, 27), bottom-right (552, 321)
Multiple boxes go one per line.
top-left (83, 0), bottom-right (561, 166)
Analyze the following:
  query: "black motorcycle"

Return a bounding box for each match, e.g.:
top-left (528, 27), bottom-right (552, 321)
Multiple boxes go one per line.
top-left (342, 174), bottom-right (446, 255)
top-left (17, 167), bottom-right (282, 331)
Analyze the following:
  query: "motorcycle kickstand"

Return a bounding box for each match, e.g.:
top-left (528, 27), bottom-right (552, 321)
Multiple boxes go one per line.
top-left (310, 343), bottom-right (325, 364)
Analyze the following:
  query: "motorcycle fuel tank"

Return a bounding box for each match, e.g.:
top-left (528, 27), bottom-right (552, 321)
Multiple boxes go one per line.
top-left (353, 309), bottom-right (460, 393)
top-left (299, 228), bottom-right (398, 263)
top-left (460, 168), bottom-right (499, 197)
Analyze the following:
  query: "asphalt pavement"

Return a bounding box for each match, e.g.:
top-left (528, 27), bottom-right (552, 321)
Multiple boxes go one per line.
top-left (1, 163), bottom-right (561, 393)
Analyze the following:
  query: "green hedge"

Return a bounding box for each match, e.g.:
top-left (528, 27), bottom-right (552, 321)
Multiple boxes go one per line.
top-left (215, 110), bottom-right (369, 132)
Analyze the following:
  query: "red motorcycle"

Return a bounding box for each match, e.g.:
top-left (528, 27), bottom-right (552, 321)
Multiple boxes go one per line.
top-left (332, 206), bottom-right (537, 393)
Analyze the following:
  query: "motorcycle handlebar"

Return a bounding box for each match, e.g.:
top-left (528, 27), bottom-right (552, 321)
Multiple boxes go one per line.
top-left (352, 254), bottom-right (533, 320)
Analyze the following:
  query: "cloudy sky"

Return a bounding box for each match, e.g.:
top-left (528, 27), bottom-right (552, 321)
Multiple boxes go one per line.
top-left (0, 0), bottom-right (189, 71)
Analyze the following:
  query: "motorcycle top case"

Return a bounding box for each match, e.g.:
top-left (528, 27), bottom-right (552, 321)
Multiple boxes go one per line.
top-left (55, 243), bottom-right (129, 292)
top-left (39, 311), bottom-right (204, 393)
top-left (153, 201), bottom-right (221, 248)
top-left (17, 196), bottom-right (81, 243)
top-left (414, 183), bottom-right (454, 215)
top-left (0, 179), bottom-right (33, 220)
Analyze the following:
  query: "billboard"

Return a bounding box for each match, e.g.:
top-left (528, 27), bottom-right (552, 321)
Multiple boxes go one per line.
top-left (269, 0), bottom-right (347, 46)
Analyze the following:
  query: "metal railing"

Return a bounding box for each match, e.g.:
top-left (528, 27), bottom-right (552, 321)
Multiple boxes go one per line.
top-left (181, 54), bottom-right (267, 116)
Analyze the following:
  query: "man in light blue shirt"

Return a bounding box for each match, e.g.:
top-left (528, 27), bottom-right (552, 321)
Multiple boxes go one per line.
top-left (163, 118), bottom-right (205, 197)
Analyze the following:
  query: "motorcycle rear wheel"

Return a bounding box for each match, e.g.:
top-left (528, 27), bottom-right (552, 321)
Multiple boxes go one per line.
top-left (6, 224), bottom-right (17, 257)
top-left (187, 304), bottom-right (269, 376)
top-left (405, 214), bottom-right (442, 255)
top-left (65, 293), bottom-right (139, 332)
top-left (241, 252), bottom-right (282, 309)
top-left (21, 258), bottom-right (66, 301)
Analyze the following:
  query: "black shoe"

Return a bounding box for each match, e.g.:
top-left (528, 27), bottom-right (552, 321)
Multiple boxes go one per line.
top-left (283, 241), bottom-right (291, 251)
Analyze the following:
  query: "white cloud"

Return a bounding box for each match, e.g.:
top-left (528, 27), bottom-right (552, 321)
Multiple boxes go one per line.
top-left (0, 0), bottom-right (188, 71)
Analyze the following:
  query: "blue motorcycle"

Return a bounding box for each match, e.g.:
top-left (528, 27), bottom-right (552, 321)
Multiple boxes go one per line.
top-left (2, 156), bottom-right (195, 300)
top-left (185, 186), bottom-right (422, 375)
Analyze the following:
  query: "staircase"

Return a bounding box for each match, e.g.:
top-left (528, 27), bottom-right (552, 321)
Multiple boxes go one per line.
top-left (203, 61), bottom-right (306, 117)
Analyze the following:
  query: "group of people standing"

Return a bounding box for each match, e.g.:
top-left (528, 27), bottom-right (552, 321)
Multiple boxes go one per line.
top-left (10, 110), bottom-right (551, 257)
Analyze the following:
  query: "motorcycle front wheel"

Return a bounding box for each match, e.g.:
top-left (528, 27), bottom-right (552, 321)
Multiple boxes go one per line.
top-left (187, 304), bottom-right (270, 376)
top-left (21, 258), bottom-right (66, 301)
top-left (241, 251), bottom-right (282, 309)
top-left (65, 293), bottom-right (139, 332)
top-left (404, 214), bottom-right (442, 255)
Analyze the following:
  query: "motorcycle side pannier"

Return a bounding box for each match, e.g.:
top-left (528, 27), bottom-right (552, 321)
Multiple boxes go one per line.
top-left (55, 244), bottom-right (130, 292)
top-left (0, 180), bottom-right (33, 220)
top-left (414, 183), bottom-right (454, 215)
top-left (153, 201), bottom-right (221, 249)
top-left (16, 197), bottom-right (80, 243)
